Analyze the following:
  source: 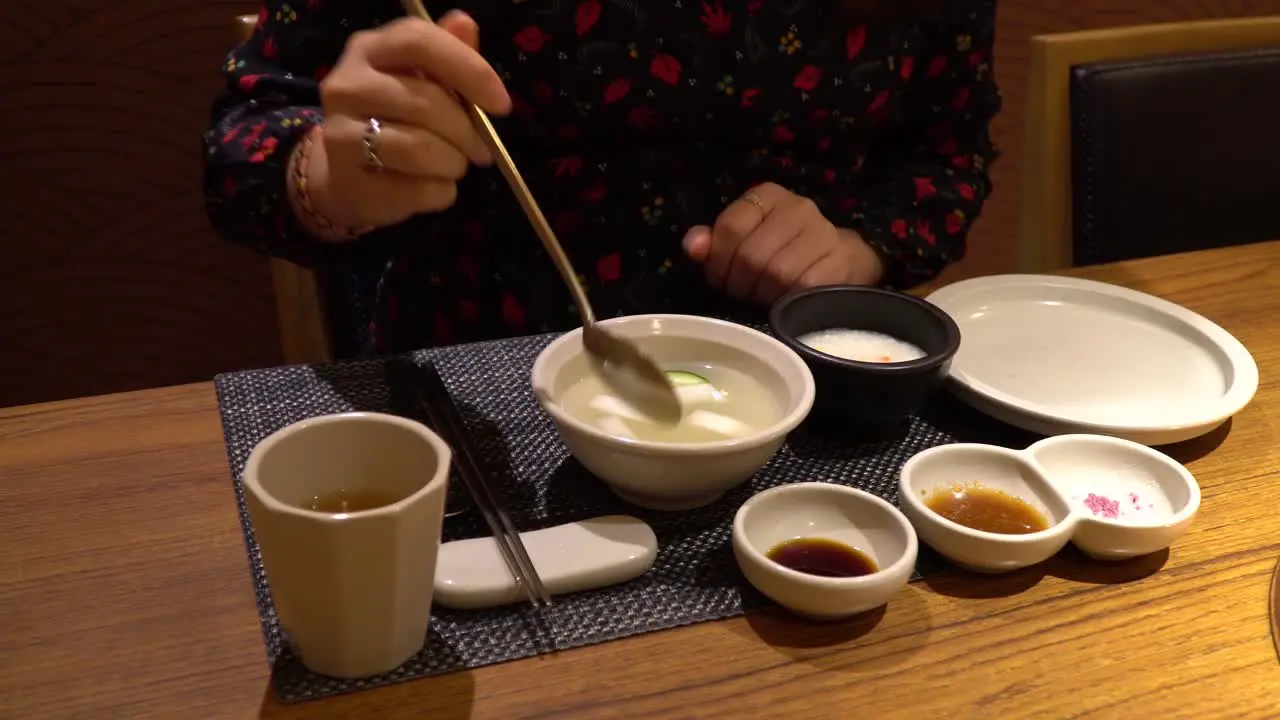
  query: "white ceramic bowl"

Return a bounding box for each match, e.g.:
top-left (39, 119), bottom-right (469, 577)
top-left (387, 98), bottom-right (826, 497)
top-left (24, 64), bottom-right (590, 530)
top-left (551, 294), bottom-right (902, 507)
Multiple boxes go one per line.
top-left (732, 482), bottom-right (917, 620)
top-left (899, 437), bottom-right (1202, 572)
top-left (899, 444), bottom-right (1076, 573)
top-left (1026, 435), bottom-right (1201, 560)
top-left (532, 315), bottom-right (815, 510)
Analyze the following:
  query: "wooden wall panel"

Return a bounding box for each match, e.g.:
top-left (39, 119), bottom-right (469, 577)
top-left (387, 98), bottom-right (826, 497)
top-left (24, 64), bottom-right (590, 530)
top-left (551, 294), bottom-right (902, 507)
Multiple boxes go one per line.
top-left (0, 0), bottom-right (274, 409)
top-left (0, 0), bottom-right (1276, 407)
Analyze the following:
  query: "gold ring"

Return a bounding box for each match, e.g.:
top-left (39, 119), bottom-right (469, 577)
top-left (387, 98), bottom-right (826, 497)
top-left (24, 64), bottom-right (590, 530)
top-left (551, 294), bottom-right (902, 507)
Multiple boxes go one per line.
top-left (740, 192), bottom-right (765, 212)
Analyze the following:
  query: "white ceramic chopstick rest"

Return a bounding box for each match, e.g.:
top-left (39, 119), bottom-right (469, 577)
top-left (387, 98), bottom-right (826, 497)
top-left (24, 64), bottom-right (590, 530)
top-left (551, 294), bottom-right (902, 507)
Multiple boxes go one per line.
top-left (433, 515), bottom-right (658, 610)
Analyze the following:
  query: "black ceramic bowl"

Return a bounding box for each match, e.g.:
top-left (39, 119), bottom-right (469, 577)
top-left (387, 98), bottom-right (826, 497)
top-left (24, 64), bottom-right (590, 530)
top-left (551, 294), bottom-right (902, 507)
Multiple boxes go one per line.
top-left (768, 285), bottom-right (961, 429)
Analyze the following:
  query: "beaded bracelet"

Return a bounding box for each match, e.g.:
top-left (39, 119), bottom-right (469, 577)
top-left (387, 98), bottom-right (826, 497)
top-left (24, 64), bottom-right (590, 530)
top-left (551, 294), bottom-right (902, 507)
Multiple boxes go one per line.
top-left (289, 127), bottom-right (372, 241)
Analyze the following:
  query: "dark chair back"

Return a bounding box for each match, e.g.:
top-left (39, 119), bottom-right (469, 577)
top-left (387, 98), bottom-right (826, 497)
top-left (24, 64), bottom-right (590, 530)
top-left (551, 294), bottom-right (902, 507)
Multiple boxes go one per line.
top-left (1018, 17), bottom-right (1280, 272)
top-left (1070, 48), bottom-right (1280, 266)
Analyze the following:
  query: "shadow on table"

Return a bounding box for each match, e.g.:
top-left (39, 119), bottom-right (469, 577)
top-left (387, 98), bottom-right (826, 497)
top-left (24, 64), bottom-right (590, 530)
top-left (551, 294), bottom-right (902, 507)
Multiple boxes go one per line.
top-left (256, 668), bottom-right (476, 719)
top-left (539, 455), bottom-right (629, 516)
top-left (920, 544), bottom-right (1168, 600)
top-left (915, 393), bottom-right (1043, 449)
top-left (729, 584), bottom-right (933, 673)
top-left (1158, 418), bottom-right (1233, 464)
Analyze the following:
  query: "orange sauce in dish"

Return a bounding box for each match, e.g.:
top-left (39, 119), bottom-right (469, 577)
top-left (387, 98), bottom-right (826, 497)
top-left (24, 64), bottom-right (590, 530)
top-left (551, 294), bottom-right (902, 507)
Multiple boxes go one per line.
top-left (925, 483), bottom-right (1049, 535)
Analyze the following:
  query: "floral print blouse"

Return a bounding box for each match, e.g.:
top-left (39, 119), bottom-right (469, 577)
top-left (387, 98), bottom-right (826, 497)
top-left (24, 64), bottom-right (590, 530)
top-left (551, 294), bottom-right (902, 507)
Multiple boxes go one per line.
top-left (204, 0), bottom-right (1001, 356)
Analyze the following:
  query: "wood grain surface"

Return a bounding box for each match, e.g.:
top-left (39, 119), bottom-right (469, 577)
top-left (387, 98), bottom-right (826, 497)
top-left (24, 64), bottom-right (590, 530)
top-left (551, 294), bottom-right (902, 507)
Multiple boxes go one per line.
top-left (2, 0), bottom-right (1279, 407)
top-left (1, 241), bottom-right (1278, 719)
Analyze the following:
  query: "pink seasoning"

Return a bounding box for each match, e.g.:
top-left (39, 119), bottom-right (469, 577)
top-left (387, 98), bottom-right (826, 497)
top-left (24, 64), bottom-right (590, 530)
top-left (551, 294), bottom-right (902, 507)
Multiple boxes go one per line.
top-left (1082, 493), bottom-right (1121, 519)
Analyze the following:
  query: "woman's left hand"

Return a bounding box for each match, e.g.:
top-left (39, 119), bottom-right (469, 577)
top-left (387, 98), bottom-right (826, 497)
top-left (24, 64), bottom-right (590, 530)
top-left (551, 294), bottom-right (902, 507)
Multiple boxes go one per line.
top-left (682, 183), bottom-right (884, 306)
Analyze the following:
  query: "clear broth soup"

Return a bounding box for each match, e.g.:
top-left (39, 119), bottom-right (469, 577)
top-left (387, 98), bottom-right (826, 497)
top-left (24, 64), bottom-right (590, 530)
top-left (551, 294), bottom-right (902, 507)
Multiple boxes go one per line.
top-left (560, 365), bottom-right (781, 443)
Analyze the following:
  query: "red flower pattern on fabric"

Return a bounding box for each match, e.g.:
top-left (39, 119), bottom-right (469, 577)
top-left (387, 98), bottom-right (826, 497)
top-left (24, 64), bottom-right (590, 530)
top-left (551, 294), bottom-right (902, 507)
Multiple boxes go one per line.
top-left (846, 25), bottom-right (866, 60)
top-left (205, 0), bottom-right (1002, 355)
top-left (603, 78), bottom-right (631, 104)
top-left (514, 26), bottom-right (548, 53)
top-left (700, 2), bottom-right (732, 34)
top-left (576, 0), bottom-right (601, 36)
top-left (650, 53), bottom-right (681, 86)
top-left (793, 65), bottom-right (822, 91)
top-left (597, 252), bottom-right (622, 283)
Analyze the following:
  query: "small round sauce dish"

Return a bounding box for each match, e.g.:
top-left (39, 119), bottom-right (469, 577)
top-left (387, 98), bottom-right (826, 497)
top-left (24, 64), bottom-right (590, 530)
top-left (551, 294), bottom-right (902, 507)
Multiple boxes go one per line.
top-left (1027, 435), bottom-right (1200, 560)
top-left (898, 444), bottom-right (1075, 573)
top-left (768, 285), bottom-right (961, 429)
top-left (733, 482), bottom-right (917, 620)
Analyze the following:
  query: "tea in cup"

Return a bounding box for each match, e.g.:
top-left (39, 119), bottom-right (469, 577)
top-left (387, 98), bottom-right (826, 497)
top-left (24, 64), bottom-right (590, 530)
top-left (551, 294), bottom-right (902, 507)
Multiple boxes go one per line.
top-left (243, 412), bottom-right (452, 678)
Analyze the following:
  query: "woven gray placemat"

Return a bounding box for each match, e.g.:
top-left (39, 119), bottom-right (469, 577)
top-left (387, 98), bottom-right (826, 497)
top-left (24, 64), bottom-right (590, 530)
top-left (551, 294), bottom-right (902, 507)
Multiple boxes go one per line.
top-left (214, 331), bottom-right (1035, 703)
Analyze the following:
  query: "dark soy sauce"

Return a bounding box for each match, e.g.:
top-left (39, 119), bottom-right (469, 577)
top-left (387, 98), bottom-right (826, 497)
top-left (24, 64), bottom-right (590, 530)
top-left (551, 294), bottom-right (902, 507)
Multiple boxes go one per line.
top-left (766, 537), bottom-right (879, 578)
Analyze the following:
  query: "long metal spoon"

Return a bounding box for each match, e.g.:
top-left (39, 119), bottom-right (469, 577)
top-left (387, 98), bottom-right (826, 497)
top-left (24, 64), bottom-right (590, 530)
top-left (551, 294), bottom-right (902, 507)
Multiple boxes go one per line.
top-left (399, 0), bottom-right (681, 422)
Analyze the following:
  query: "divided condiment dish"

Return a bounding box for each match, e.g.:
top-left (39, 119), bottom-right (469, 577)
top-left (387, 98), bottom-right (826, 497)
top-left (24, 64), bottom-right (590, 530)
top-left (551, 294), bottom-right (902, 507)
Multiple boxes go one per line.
top-left (899, 435), bottom-right (1201, 572)
top-left (733, 482), bottom-right (917, 619)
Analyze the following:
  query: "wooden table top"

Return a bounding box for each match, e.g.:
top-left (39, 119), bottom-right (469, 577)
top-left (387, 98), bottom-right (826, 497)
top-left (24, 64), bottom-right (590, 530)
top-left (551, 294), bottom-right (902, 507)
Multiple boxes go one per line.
top-left (3, 241), bottom-right (1278, 719)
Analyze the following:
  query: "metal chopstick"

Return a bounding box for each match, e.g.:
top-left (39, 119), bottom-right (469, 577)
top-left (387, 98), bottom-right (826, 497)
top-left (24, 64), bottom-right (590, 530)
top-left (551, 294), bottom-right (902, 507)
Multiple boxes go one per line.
top-left (412, 361), bottom-right (552, 608)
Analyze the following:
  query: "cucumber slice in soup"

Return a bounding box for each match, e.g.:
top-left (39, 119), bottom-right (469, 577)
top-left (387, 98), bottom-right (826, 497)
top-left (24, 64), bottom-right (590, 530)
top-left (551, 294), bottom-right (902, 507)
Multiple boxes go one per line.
top-left (665, 370), bottom-right (710, 387)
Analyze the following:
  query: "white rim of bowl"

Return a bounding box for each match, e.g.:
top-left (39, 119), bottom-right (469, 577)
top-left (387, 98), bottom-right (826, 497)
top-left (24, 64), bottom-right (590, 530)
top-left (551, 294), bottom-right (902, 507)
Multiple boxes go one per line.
top-left (243, 412), bottom-right (452, 522)
top-left (531, 314), bottom-right (817, 456)
top-left (1024, 434), bottom-right (1202, 530)
top-left (733, 482), bottom-right (918, 586)
top-left (925, 275), bottom-right (1260, 436)
top-left (898, 444), bottom-right (1076, 544)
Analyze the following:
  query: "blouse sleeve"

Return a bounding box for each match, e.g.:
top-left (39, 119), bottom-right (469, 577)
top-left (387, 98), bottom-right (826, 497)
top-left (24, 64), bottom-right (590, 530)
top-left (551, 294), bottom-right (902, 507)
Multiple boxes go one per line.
top-left (203, 2), bottom-right (360, 269)
top-left (850, 0), bottom-right (1002, 289)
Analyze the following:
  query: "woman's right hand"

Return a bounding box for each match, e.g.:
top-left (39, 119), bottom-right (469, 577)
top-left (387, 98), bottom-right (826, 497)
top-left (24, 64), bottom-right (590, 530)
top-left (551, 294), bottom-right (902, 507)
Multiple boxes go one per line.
top-left (302, 12), bottom-right (511, 233)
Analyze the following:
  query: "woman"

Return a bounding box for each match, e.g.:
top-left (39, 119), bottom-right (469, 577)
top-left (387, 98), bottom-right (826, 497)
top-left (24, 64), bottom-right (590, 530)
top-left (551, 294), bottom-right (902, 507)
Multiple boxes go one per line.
top-left (204, 0), bottom-right (1000, 357)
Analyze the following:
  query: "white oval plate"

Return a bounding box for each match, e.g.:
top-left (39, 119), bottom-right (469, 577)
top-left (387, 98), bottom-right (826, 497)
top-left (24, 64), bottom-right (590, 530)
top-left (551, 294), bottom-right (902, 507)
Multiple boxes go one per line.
top-left (925, 274), bottom-right (1258, 445)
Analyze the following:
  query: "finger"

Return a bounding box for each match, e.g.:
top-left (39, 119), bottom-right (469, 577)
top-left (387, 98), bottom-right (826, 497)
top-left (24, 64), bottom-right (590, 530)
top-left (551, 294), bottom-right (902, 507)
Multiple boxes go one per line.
top-left (319, 119), bottom-right (460, 217)
top-left (367, 122), bottom-right (469, 180)
top-left (349, 169), bottom-right (460, 216)
top-left (373, 172), bottom-right (460, 214)
top-left (438, 10), bottom-right (480, 50)
top-left (724, 198), bottom-right (806, 300)
top-left (753, 236), bottom-right (832, 305)
top-left (794, 251), bottom-right (846, 291)
top-left (703, 207), bottom-right (754, 288)
top-left (682, 225), bottom-right (713, 262)
top-left (704, 183), bottom-right (790, 287)
top-left (324, 71), bottom-right (492, 165)
top-left (407, 178), bottom-right (460, 213)
top-left (354, 17), bottom-right (511, 115)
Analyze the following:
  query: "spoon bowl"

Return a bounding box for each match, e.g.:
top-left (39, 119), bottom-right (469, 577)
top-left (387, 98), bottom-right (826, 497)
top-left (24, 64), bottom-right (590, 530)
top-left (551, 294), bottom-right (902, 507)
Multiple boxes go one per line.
top-left (583, 324), bottom-right (682, 422)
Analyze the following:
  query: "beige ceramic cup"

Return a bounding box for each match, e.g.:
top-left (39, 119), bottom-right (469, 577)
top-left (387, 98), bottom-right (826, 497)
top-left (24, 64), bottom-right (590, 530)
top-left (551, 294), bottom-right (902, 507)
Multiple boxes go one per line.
top-left (243, 412), bottom-right (452, 678)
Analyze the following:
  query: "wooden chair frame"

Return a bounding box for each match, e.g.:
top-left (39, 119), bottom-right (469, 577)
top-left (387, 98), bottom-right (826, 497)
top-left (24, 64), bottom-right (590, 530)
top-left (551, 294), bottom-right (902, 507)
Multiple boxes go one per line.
top-left (234, 14), bottom-right (333, 364)
top-left (1018, 16), bottom-right (1280, 273)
